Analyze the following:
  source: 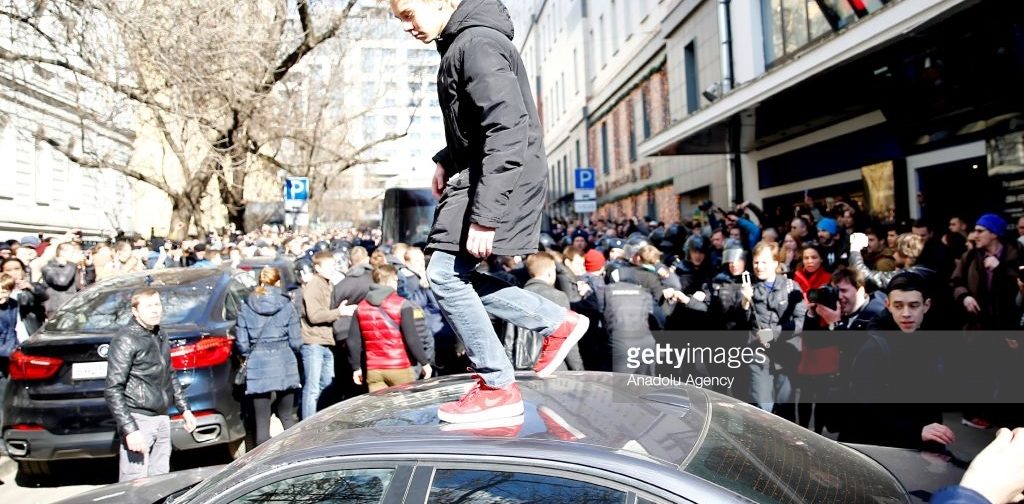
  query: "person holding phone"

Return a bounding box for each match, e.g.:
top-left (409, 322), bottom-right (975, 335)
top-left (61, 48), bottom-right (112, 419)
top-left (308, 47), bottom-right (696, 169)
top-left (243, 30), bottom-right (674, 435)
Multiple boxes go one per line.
top-left (739, 241), bottom-right (807, 418)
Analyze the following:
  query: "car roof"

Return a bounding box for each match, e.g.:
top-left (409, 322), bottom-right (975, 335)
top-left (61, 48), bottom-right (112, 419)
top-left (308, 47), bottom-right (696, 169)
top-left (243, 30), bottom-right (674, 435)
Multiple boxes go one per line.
top-left (233, 372), bottom-right (707, 471)
top-left (86, 267), bottom-right (230, 291)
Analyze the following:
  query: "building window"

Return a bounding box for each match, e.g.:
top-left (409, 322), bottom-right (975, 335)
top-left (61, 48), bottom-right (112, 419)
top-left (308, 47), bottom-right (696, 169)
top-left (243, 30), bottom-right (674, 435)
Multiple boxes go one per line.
top-left (561, 72), bottom-right (566, 113)
top-left (573, 48), bottom-right (579, 94)
top-left (563, 154), bottom-right (570, 193)
top-left (556, 158), bottom-right (562, 194)
top-left (640, 89), bottom-right (651, 138)
top-left (601, 122), bottom-right (611, 175)
top-left (684, 41), bottom-right (699, 114)
top-left (0, 122), bottom-right (16, 197)
top-left (611, 0), bottom-right (619, 53)
top-left (763, 0), bottom-right (856, 64)
top-left (599, 15), bottom-right (607, 66)
top-left (576, 139), bottom-right (582, 168)
top-left (629, 100), bottom-right (639, 162)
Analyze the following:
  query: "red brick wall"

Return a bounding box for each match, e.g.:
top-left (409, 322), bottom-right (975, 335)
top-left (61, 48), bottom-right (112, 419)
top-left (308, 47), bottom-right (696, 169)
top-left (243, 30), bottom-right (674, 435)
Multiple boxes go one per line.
top-left (655, 184), bottom-right (681, 224)
top-left (591, 67), bottom-right (672, 223)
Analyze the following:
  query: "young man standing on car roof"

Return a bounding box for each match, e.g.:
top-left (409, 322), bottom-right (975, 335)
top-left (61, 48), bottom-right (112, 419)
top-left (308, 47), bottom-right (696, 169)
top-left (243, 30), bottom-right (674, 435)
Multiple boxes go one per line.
top-left (105, 288), bottom-right (197, 482)
top-left (389, 0), bottom-right (589, 425)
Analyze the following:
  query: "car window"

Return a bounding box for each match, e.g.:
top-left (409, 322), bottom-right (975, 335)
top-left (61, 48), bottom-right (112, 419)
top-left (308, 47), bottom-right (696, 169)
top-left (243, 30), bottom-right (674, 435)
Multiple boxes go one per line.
top-left (428, 469), bottom-right (626, 504)
top-left (682, 400), bottom-right (908, 504)
top-left (223, 277), bottom-right (257, 321)
top-left (45, 279), bottom-right (219, 332)
top-left (230, 468), bottom-right (393, 504)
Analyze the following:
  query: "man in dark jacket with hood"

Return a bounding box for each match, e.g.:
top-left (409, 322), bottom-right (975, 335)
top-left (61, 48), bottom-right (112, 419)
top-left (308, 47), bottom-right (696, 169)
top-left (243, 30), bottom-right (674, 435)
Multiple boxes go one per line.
top-left (391, 0), bottom-right (588, 425)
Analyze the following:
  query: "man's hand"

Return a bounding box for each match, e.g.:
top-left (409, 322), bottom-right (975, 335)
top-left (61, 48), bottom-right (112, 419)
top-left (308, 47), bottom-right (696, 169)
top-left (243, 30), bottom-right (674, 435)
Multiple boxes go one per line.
top-left (337, 300), bottom-right (357, 317)
top-left (814, 303), bottom-right (842, 325)
top-left (850, 232), bottom-right (869, 253)
top-left (466, 223), bottom-right (495, 259)
top-left (576, 281), bottom-right (592, 298)
top-left (353, 369), bottom-right (363, 385)
top-left (959, 427), bottom-right (1024, 504)
top-left (431, 163), bottom-right (446, 199)
top-left (921, 423), bottom-right (956, 445)
top-left (421, 364), bottom-right (432, 379)
top-left (1008, 338), bottom-right (1020, 351)
top-left (125, 431), bottom-right (147, 453)
top-left (182, 410), bottom-right (197, 433)
top-left (984, 255), bottom-right (1001, 271)
top-left (964, 296), bottom-right (981, 315)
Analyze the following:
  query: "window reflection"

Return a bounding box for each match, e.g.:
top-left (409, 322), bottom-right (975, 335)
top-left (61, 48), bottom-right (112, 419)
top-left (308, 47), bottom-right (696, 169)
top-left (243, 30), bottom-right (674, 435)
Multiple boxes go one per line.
top-left (429, 469), bottom-right (626, 504)
top-left (232, 468), bottom-right (393, 504)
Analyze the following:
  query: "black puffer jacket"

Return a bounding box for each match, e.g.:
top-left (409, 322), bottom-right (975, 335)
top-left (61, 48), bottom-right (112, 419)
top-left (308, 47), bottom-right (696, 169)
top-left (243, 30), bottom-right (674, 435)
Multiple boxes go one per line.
top-left (104, 319), bottom-right (189, 435)
top-left (429, 0), bottom-right (547, 256)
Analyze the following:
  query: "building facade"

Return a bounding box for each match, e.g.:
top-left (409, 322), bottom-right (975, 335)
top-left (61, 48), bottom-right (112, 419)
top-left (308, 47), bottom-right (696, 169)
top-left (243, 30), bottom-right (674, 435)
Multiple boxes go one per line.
top-left (522, 0), bottom-right (1024, 232)
top-left (0, 61), bottom-right (136, 242)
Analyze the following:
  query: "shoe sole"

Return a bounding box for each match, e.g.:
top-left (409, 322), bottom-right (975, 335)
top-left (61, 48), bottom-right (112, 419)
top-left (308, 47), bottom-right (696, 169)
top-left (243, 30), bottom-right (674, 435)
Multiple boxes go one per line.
top-left (535, 315), bottom-right (590, 378)
top-left (437, 400), bottom-right (525, 424)
top-left (439, 414), bottom-right (525, 431)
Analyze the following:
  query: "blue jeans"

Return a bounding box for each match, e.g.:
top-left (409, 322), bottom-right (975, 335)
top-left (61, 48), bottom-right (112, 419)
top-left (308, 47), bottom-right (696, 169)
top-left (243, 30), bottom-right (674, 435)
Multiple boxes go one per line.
top-left (300, 344), bottom-right (334, 419)
top-left (746, 359), bottom-right (792, 413)
top-left (427, 251), bottom-right (567, 388)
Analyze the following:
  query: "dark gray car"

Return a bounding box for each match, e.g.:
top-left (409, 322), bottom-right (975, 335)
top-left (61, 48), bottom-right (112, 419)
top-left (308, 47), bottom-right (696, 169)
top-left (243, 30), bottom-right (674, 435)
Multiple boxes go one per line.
top-left (3, 268), bottom-right (257, 480)
top-left (59, 371), bottom-right (966, 504)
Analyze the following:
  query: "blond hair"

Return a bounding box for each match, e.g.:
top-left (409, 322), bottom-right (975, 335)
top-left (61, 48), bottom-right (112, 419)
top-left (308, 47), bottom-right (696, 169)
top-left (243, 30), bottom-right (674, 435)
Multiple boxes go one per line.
top-left (526, 252), bottom-right (556, 279)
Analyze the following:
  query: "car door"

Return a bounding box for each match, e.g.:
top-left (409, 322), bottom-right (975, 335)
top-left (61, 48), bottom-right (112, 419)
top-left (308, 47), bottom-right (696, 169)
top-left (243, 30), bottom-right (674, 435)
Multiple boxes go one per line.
top-left (401, 460), bottom-right (682, 504)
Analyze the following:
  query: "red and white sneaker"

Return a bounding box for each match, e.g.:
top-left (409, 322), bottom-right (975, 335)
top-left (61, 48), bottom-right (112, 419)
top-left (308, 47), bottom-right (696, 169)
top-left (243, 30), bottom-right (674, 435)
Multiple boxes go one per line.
top-left (537, 406), bottom-right (586, 441)
top-left (437, 375), bottom-right (524, 424)
top-left (533, 311), bottom-right (589, 378)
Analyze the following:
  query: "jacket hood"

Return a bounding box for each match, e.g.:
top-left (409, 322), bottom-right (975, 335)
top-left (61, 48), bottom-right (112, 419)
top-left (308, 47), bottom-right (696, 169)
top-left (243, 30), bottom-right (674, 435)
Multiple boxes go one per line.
top-left (246, 286), bottom-right (290, 316)
top-left (364, 285), bottom-right (396, 306)
top-left (439, 0), bottom-right (514, 45)
top-left (347, 263), bottom-right (371, 277)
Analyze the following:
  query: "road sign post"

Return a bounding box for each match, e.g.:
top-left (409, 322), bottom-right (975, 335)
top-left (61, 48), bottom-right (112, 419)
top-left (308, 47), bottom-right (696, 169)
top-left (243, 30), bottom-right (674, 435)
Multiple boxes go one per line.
top-left (284, 177), bottom-right (310, 228)
top-left (573, 167), bottom-right (597, 217)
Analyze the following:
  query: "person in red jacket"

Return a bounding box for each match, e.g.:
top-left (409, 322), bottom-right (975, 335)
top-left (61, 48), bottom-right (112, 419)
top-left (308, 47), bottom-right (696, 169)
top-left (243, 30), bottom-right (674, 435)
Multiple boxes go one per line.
top-left (793, 244), bottom-right (836, 432)
top-left (348, 265), bottom-right (432, 392)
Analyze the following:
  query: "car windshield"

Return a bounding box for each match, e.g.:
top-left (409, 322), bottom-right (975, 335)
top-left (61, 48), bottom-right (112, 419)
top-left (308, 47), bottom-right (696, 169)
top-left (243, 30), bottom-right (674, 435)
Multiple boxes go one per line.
top-left (682, 396), bottom-right (909, 504)
top-left (44, 278), bottom-right (220, 332)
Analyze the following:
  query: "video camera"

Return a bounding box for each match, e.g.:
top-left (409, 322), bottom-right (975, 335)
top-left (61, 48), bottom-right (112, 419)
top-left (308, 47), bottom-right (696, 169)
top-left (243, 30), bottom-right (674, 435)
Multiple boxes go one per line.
top-left (807, 285), bottom-right (839, 308)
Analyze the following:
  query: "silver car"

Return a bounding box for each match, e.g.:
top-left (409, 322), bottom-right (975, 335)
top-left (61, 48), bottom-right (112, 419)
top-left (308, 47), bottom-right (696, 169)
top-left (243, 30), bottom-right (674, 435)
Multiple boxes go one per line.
top-left (59, 372), bottom-right (964, 504)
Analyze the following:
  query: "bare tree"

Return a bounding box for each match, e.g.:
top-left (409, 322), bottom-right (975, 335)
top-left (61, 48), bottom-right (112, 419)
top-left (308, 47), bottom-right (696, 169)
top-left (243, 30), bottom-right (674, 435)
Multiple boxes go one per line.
top-left (0, 0), bottom-right (416, 240)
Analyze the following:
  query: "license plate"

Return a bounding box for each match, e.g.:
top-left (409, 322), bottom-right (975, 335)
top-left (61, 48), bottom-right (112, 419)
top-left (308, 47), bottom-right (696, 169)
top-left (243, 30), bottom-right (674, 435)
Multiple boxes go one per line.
top-left (72, 361), bottom-right (108, 381)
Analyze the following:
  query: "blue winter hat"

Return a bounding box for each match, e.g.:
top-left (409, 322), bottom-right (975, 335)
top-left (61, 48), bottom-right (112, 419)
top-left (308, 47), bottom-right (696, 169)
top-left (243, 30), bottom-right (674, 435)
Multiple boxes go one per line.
top-left (817, 218), bottom-right (838, 236)
top-left (976, 213), bottom-right (1008, 237)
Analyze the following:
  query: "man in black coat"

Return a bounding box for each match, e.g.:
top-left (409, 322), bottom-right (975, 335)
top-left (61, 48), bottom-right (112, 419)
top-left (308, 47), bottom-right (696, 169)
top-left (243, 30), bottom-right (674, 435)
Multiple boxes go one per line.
top-left (839, 270), bottom-right (955, 451)
top-left (392, 0), bottom-right (587, 425)
top-left (329, 246), bottom-right (373, 402)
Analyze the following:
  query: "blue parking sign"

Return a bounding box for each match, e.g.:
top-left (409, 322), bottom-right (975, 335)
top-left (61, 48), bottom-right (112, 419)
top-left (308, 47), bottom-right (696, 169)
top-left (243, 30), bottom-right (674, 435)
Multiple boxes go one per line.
top-left (285, 177), bottom-right (309, 201)
top-left (574, 167), bottom-right (596, 190)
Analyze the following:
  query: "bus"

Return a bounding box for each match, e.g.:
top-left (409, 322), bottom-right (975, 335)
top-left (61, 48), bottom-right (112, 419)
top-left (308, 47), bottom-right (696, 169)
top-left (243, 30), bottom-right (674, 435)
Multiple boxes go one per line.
top-left (381, 187), bottom-right (436, 248)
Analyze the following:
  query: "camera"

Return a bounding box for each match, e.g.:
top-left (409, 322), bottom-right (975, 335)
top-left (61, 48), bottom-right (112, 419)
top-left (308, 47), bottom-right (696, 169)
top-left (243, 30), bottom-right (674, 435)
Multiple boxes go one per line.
top-left (698, 200), bottom-right (715, 212)
top-left (808, 285), bottom-right (839, 308)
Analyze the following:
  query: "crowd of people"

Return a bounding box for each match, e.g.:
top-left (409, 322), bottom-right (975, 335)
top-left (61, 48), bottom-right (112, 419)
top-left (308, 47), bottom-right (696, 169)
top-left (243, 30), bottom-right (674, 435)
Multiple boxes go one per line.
top-left (1, 196), bottom-right (1022, 459)
top-left (530, 195), bottom-right (1024, 453)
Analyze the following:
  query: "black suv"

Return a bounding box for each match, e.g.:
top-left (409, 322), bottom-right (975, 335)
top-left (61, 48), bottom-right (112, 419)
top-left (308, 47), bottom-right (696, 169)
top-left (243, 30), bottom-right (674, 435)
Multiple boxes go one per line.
top-left (2, 268), bottom-right (256, 478)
